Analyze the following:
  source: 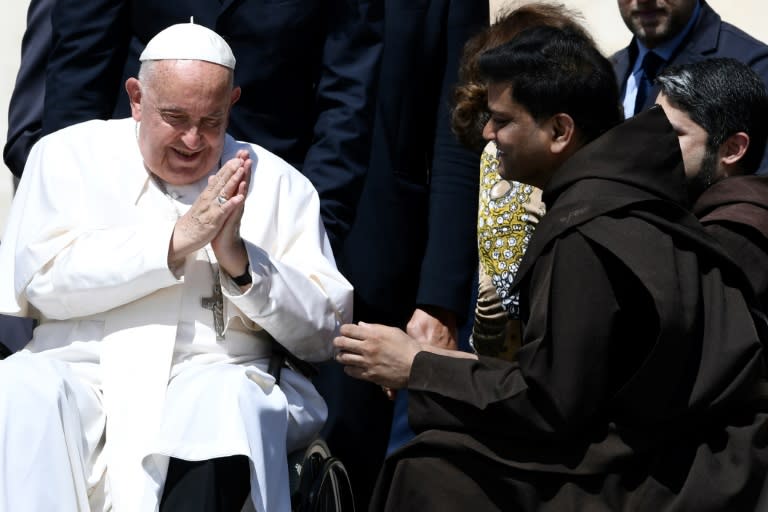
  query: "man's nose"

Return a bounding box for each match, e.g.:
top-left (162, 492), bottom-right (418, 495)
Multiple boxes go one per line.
top-left (181, 125), bottom-right (203, 149)
top-left (482, 119), bottom-right (496, 142)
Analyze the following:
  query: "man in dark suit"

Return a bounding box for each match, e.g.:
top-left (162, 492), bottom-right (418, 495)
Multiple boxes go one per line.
top-left (611, 0), bottom-right (768, 173)
top-left (3, 0), bottom-right (53, 179)
top-left (313, 0), bottom-right (487, 507)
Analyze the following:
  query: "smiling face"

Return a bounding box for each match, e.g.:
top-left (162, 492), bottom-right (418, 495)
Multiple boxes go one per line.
top-left (617, 0), bottom-right (697, 49)
top-left (482, 82), bottom-right (560, 188)
top-left (127, 60), bottom-right (241, 185)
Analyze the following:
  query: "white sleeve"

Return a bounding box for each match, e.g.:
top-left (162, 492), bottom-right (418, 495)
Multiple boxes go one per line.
top-left (6, 125), bottom-right (181, 320)
top-left (25, 221), bottom-right (181, 319)
top-left (220, 153), bottom-right (353, 362)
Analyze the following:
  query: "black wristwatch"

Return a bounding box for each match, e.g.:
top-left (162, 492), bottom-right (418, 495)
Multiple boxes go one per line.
top-left (232, 263), bottom-right (252, 286)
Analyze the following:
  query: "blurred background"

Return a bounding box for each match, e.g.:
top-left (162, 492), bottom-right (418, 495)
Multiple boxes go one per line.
top-left (2, 0), bottom-right (767, 236)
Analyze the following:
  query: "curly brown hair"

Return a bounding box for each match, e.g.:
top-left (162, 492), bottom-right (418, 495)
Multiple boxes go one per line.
top-left (452, 2), bottom-right (593, 151)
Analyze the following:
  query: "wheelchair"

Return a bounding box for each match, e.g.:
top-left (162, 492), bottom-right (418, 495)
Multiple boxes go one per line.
top-left (288, 438), bottom-right (355, 512)
top-left (270, 343), bottom-right (355, 512)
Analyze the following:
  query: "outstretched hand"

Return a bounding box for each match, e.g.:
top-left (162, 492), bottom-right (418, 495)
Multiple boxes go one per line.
top-left (168, 149), bottom-right (252, 278)
top-left (334, 322), bottom-right (422, 390)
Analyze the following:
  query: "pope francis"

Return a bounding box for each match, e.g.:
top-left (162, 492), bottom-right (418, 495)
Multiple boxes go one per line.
top-left (0, 22), bottom-right (352, 512)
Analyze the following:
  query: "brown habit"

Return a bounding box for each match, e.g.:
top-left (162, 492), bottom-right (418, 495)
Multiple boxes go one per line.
top-left (692, 174), bottom-right (768, 313)
top-left (370, 108), bottom-right (768, 511)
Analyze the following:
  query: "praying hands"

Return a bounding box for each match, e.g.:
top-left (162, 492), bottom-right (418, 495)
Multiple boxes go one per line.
top-left (168, 149), bottom-right (252, 280)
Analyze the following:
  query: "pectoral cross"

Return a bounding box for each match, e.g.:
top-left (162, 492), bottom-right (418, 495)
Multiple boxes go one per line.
top-left (201, 272), bottom-right (225, 341)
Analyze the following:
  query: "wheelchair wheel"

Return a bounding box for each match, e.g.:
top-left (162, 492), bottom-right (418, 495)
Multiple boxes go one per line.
top-left (291, 439), bottom-right (355, 512)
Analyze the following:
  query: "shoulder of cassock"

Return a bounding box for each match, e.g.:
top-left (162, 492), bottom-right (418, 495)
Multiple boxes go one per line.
top-left (0, 119), bottom-right (140, 315)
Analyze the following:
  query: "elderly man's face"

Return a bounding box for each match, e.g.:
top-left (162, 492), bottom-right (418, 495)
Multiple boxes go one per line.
top-left (128, 60), bottom-right (240, 185)
top-left (617, 0), bottom-right (698, 49)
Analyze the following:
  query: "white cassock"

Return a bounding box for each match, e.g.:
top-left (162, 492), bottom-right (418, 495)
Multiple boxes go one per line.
top-left (0, 118), bottom-right (353, 511)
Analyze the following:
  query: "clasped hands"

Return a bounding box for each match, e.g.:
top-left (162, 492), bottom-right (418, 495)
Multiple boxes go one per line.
top-left (168, 149), bottom-right (252, 283)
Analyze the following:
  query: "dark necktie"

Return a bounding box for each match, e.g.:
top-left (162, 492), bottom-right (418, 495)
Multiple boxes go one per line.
top-left (634, 51), bottom-right (665, 115)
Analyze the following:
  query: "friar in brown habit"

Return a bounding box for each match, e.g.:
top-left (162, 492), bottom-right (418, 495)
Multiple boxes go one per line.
top-left (333, 26), bottom-right (768, 511)
top-left (654, 58), bottom-right (768, 314)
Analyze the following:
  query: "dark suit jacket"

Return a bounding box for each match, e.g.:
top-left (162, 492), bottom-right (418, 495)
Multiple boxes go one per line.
top-left (41, 0), bottom-right (383, 252)
top-left (0, 314), bottom-right (34, 357)
top-left (338, 0), bottom-right (486, 326)
top-left (3, 0), bottom-right (53, 178)
top-left (312, 2), bottom-right (486, 506)
top-left (611, 0), bottom-right (768, 173)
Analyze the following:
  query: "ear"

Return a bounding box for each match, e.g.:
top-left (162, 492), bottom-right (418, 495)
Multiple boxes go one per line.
top-left (125, 78), bottom-right (143, 122)
top-left (719, 132), bottom-right (749, 175)
top-left (548, 113), bottom-right (577, 155)
top-left (230, 86), bottom-right (242, 107)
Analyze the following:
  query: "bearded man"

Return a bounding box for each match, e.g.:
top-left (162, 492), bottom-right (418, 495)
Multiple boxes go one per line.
top-left (656, 58), bottom-right (768, 311)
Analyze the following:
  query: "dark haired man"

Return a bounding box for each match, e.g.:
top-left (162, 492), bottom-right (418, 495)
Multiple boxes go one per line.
top-left (656, 58), bottom-right (768, 311)
top-left (334, 26), bottom-right (768, 511)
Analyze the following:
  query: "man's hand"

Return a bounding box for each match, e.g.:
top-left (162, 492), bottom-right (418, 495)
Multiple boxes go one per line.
top-left (406, 306), bottom-right (458, 350)
top-left (211, 150), bottom-right (252, 279)
top-left (334, 322), bottom-right (423, 390)
top-left (334, 320), bottom-right (478, 391)
top-left (168, 150), bottom-right (251, 273)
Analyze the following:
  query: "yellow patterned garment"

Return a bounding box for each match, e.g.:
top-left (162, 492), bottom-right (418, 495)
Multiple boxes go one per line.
top-left (472, 141), bottom-right (545, 360)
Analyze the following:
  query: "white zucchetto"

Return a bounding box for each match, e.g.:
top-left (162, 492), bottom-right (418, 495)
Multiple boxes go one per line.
top-left (139, 21), bottom-right (236, 70)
